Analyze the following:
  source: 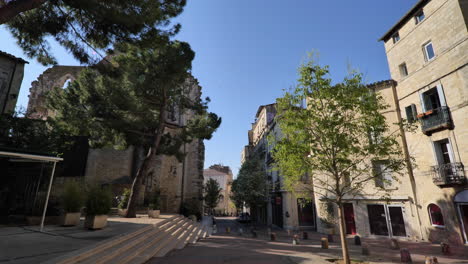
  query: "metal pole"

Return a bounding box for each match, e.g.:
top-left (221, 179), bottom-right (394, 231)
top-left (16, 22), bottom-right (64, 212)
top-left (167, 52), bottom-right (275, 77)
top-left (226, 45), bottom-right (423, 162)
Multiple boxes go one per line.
top-left (40, 162), bottom-right (57, 232)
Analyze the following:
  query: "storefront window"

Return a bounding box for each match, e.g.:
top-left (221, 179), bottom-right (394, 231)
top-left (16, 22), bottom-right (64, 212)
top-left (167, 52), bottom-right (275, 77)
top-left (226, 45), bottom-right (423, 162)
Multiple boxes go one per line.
top-left (428, 204), bottom-right (444, 226)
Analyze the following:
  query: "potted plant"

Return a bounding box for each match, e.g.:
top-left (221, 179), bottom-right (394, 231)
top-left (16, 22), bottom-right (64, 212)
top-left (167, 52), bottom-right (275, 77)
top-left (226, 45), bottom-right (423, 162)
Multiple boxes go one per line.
top-left (148, 191), bottom-right (161, 218)
top-left (118, 188), bottom-right (130, 217)
top-left (60, 181), bottom-right (85, 226)
top-left (84, 186), bottom-right (112, 229)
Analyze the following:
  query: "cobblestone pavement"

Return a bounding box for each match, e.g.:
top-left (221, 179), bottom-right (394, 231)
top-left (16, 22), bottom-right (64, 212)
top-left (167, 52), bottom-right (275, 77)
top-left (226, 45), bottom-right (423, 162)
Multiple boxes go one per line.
top-left (148, 217), bottom-right (468, 264)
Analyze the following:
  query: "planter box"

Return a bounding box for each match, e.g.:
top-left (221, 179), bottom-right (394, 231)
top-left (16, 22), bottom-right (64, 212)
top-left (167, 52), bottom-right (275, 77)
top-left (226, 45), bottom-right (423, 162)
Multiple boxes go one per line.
top-left (61, 212), bottom-right (81, 226)
top-left (85, 215), bottom-right (108, 230)
top-left (148, 210), bottom-right (160, 218)
top-left (118, 209), bottom-right (127, 217)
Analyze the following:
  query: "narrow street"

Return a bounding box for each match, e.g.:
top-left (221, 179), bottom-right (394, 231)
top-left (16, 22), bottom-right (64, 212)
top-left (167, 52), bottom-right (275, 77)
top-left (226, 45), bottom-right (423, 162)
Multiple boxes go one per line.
top-left (146, 217), bottom-right (319, 264)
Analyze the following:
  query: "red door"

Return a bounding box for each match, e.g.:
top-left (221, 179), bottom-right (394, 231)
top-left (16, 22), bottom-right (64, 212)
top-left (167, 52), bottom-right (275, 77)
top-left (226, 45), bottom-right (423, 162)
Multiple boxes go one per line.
top-left (344, 203), bottom-right (356, 235)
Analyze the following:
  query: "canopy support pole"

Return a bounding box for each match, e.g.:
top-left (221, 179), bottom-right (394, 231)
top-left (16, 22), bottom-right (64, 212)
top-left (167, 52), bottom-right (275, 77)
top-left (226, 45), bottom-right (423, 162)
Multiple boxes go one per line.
top-left (40, 162), bottom-right (57, 232)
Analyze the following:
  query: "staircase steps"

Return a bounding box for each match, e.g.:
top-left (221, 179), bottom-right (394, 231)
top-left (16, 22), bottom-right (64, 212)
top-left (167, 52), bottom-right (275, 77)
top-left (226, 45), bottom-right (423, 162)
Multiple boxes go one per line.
top-left (46, 215), bottom-right (211, 264)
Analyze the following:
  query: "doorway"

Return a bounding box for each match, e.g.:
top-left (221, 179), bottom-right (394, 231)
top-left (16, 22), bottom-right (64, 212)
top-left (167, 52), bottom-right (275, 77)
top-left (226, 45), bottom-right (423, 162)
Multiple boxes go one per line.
top-left (343, 203), bottom-right (356, 235)
top-left (297, 198), bottom-right (316, 228)
top-left (367, 204), bottom-right (407, 237)
top-left (454, 190), bottom-right (468, 244)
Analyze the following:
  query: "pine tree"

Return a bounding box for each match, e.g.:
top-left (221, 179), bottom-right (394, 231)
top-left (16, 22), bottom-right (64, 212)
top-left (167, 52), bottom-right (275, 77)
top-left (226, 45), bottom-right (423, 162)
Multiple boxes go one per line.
top-left (47, 41), bottom-right (221, 217)
top-left (204, 178), bottom-right (222, 215)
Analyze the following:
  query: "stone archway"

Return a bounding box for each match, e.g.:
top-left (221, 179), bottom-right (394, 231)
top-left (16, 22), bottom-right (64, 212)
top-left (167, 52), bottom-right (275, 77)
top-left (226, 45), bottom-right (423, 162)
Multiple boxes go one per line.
top-left (454, 190), bottom-right (468, 244)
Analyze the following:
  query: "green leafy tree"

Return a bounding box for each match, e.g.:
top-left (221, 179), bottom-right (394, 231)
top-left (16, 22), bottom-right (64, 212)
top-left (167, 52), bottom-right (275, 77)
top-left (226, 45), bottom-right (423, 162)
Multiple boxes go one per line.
top-left (203, 178), bottom-right (221, 215)
top-left (231, 154), bottom-right (268, 216)
top-left (2, 0), bottom-right (186, 65)
top-left (47, 41), bottom-right (221, 218)
top-left (271, 55), bottom-right (405, 264)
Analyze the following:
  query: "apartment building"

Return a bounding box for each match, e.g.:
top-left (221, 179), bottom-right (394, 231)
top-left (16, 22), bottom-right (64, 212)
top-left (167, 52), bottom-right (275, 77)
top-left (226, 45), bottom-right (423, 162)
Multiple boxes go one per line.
top-left (380, 0), bottom-right (467, 245)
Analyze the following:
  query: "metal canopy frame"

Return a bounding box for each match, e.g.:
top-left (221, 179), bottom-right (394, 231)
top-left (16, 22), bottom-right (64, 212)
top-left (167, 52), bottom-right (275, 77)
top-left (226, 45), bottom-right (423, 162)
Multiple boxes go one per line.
top-left (0, 150), bottom-right (63, 232)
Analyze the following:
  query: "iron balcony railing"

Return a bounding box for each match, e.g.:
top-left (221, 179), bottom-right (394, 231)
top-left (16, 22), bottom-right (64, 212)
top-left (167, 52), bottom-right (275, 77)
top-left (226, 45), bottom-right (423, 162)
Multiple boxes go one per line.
top-left (431, 162), bottom-right (466, 186)
top-left (419, 106), bottom-right (453, 135)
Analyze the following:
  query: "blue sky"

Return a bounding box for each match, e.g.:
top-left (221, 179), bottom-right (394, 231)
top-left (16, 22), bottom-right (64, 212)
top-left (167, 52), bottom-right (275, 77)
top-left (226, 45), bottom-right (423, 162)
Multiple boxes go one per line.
top-left (0, 0), bottom-right (417, 176)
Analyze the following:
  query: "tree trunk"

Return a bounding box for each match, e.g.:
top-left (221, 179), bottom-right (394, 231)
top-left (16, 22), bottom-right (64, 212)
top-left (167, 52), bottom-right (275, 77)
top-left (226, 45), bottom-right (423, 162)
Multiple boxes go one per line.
top-left (337, 203), bottom-right (351, 264)
top-left (125, 88), bottom-right (167, 218)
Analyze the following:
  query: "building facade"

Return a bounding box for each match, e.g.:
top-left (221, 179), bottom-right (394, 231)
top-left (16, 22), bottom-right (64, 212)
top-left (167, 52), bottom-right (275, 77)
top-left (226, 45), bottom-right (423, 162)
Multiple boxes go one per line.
top-left (203, 164), bottom-right (235, 215)
top-left (26, 65), bottom-right (206, 214)
top-left (0, 51), bottom-right (27, 115)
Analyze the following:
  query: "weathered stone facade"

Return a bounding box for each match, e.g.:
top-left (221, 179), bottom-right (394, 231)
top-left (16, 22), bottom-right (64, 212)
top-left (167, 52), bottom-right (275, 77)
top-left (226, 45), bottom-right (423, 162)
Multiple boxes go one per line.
top-left (0, 51), bottom-right (27, 115)
top-left (27, 66), bottom-right (206, 214)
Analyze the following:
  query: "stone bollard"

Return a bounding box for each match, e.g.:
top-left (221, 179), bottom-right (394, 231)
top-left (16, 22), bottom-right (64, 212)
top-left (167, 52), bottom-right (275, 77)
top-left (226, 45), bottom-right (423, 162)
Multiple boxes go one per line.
top-left (321, 237), bottom-right (329, 249)
top-left (400, 248), bottom-right (412, 263)
top-left (270, 232), bottom-right (276, 241)
top-left (292, 234), bottom-right (299, 245)
top-left (361, 243), bottom-right (370, 255)
top-left (390, 238), bottom-right (400, 250)
top-left (226, 227), bottom-right (230, 234)
top-left (441, 242), bottom-right (450, 255)
top-left (354, 235), bottom-right (361, 246)
top-left (425, 256), bottom-right (439, 264)
top-left (327, 234), bottom-right (334, 243)
top-left (303, 231), bottom-right (308, 240)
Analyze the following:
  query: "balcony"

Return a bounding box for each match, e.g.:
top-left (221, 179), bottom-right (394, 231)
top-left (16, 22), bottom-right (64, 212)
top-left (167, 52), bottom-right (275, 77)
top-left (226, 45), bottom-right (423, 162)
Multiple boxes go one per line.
top-left (431, 162), bottom-right (466, 187)
top-left (418, 106), bottom-right (453, 135)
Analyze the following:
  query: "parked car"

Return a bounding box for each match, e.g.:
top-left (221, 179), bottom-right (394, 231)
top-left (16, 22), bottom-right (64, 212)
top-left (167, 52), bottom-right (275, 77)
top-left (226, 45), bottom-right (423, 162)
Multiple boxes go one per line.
top-left (237, 212), bottom-right (251, 223)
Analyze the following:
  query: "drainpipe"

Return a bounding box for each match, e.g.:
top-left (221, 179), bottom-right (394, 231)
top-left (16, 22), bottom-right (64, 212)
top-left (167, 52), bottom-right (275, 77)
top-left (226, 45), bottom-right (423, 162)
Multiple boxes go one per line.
top-left (2, 61), bottom-right (17, 114)
top-left (391, 81), bottom-right (424, 240)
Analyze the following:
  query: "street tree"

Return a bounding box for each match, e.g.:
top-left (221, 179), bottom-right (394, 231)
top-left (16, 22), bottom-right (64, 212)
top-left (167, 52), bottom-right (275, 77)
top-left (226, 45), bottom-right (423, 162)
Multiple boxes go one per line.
top-left (204, 178), bottom-right (222, 215)
top-left (271, 55), bottom-right (405, 264)
top-left (47, 41), bottom-right (221, 218)
top-left (231, 154), bottom-right (268, 216)
top-left (1, 0), bottom-right (186, 65)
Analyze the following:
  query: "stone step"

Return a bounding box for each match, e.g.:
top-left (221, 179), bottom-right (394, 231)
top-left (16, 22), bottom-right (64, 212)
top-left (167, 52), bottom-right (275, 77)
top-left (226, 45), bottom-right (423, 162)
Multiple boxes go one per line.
top-left (174, 222), bottom-right (198, 249)
top-left (115, 219), bottom-right (192, 264)
top-left (82, 217), bottom-right (185, 264)
top-left (187, 223), bottom-right (203, 244)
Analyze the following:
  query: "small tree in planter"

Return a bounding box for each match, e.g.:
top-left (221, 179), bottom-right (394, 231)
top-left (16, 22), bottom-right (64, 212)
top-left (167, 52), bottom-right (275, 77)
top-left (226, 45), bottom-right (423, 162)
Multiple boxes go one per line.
top-left (85, 186), bottom-right (112, 229)
top-left (60, 181), bottom-right (85, 226)
top-left (148, 191), bottom-right (161, 218)
top-left (118, 188), bottom-right (131, 217)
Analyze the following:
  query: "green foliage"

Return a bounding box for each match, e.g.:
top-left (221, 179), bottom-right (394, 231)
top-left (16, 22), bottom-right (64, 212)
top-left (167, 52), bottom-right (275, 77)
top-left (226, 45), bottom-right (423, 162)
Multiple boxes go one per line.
top-left (231, 154), bottom-right (268, 209)
top-left (118, 188), bottom-right (131, 209)
top-left (271, 54), bottom-right (406, 203)
top-left (204, 178), bottom-right (222, 211)
top-left (5, 0), bottom-right (187, 65)
top-left (61, 181), bottom-right (85, 213)
top-left (149, 190), bottom-right (161, 210)
top-left (181, 199), bottom-right (201, 220)
top-left (85, 185), bottom-right (112, 215)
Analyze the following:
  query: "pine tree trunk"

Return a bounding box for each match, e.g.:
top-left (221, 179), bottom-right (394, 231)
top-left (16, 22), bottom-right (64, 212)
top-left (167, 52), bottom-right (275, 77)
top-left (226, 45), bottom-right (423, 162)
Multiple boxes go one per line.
top-left (338, 203), bottom-right (351, 264)
top-left (125, 88), bottom-right (167, 218)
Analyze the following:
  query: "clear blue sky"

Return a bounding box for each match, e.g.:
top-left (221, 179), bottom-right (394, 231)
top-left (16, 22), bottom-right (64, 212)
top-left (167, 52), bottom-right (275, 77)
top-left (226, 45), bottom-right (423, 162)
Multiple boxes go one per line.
top-left (0, 0), bottom-right (417, 176)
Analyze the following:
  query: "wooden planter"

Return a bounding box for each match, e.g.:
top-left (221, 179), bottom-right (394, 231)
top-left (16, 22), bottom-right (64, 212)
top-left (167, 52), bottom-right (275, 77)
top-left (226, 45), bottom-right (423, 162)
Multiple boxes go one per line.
top-left (148, 209), bottom-right (160, 218)
top-left (118, 209), bottom-right (127, 217)
top-left (84, 215), bottom-right (108, 230)
top-left (61, 212), bottom-right (81, 226)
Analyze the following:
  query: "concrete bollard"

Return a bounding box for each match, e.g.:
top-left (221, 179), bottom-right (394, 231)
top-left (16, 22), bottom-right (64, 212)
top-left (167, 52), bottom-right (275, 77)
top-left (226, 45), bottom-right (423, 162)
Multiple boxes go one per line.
top-left (441, 242), bottom-right (450, 255)
top-left (303, 231), bottom-right (308, 240)
top-left (270, 232), bottom-right (276, 241)
top-left (226, 227), bottom-right (230, 234)
top-left (327, 234), bottom-right (334, 243)
top-left (390, 238), bottom-right (400, 250)
top-left (354, 235), bottom-right (361, 246)
top-left (321, 237), bottom-right (329, 249)
top-left (425, 256), bottom-right (439, 264)
top-left (400, 248), bottom-right (412, 263)
top-left (361, 243), bottom-right (370, 255)
top-left (292, 234), bottom-right (299, 245)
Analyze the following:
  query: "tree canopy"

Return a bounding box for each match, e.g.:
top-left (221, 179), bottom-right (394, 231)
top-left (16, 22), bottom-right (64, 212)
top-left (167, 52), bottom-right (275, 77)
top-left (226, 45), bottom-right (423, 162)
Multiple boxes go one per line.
top-left (203, 178), bottom-right (222, 213)
top-left (2, 0), bottom-right (186, 65)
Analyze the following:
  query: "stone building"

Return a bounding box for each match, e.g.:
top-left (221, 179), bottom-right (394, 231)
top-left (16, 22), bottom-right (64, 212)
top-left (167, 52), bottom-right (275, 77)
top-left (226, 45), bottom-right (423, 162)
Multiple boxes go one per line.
top-left (0, 51), bottom-right (27, 115)
top-left (379, 0), bottom-right (468, 245)
top-left (26, 65), bottom-right (206, 214)
top-left (314, 0), bottom-right (468, 245)
top-left (203, 164), bottom-right (235, 215)
top-left (242, 103), bottom-right (317, 230)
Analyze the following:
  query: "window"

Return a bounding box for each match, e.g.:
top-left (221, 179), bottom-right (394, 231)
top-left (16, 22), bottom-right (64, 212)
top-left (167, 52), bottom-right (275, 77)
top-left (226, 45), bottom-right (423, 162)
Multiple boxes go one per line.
top-left (433, 139), bottom-right (454, 166)
top-left (415, 10), bottom-right (425, 24)
top-left (421, 87), bottom-right (441, 111)
top-left (423, 42), bottom-right (435, 61)
top-left (392, 32), bottom-right (400, 44)
top-left (428, 204), bottom-right (445, 226)
top-left (405, 104), bottom-right (417, 123)
top-left (399, 63), bottom-right (408, 77)
top-left (373, 161), bottom-right (393, 189)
